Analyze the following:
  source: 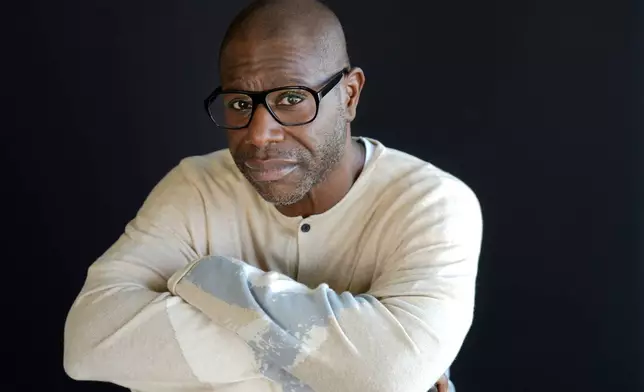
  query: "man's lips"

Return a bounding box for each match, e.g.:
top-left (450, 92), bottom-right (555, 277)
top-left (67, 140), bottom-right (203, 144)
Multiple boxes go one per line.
top-left (244, 159), bottom-right (298, 182)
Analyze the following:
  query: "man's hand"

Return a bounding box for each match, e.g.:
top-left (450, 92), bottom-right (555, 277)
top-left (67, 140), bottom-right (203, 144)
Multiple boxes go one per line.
top-left (434, 373), bottom-right (449, 392)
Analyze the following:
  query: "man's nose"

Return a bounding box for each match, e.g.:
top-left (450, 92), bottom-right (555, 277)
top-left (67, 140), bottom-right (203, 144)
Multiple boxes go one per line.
top-left (246, 104), bottom-right (284, 148)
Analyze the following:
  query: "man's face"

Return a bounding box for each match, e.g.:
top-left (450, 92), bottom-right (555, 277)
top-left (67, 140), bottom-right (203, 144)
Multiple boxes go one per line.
top-left (220, 37), bottom-right (348, 206)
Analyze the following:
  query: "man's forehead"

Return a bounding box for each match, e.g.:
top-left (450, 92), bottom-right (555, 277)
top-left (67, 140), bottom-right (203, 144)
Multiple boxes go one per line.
top-left (219, 40), bottom-right (328, 90)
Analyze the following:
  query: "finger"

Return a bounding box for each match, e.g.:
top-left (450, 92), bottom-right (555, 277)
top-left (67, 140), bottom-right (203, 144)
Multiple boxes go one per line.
top-left (436, 375), bottom-right (449, 392)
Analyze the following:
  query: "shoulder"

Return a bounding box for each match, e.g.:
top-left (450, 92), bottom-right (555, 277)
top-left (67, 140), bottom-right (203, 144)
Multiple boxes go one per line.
top-left (167, 148), bottom-right (249, 196)
top-left (148, 148), bottom-right (247, 205)
top-left (174, 148), bottom-right (241, 183)
top-left (367, 139), bottom-right (480, 211)
top-left (363, 138), bottom-right (483, 234)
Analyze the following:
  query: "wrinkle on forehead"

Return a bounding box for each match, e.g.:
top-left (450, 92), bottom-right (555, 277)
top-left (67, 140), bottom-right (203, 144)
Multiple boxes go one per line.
top-left (220, 38), bottom-right (334, 91)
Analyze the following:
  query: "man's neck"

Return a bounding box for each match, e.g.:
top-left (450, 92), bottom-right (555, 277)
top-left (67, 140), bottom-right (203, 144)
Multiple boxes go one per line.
top-left (276, 136), bottom-right (365, 218)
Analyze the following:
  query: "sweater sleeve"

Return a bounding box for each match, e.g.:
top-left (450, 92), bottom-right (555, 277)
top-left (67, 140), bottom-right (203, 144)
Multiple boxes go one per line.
top-left (168, 176), bottom-right (483, 392)
top-left (63, 161), bottom-right (269, 392)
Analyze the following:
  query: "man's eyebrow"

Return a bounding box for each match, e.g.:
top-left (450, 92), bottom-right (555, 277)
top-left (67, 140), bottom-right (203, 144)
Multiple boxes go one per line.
top-left (284, 77), bottom-right (311, 86)
top-left (223, 75), bottom-right (316, 90)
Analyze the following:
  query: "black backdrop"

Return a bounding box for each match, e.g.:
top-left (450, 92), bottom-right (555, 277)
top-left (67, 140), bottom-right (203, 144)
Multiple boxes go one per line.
top-left (5, 1), bottom-right (643, 391)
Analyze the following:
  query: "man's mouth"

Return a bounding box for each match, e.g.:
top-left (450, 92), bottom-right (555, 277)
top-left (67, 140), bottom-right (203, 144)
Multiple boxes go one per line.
top-left (244, 159), bottom-right (298, 182)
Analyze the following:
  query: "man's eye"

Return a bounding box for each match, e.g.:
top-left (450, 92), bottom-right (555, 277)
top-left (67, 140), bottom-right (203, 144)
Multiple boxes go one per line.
top-left (229, 100), bottom-right (252, 111)
top-left (276, 93), bottom-right (305, 106)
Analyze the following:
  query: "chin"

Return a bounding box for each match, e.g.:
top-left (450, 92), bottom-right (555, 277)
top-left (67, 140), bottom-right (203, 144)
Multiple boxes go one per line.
top-left (251, 182), bottom-right (304, 206)
top-left (269, 198), bottom-right (301, 207)
top-left (260, 191), bottom-right (304, 206)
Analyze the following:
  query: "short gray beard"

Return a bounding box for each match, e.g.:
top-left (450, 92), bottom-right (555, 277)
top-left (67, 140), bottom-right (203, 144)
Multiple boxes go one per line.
top-left (264, 112), bottom-right (347, 207)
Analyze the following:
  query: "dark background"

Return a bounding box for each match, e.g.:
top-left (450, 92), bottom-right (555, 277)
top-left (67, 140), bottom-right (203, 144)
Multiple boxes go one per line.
top-left (5, 0), bottom-right (642, 391)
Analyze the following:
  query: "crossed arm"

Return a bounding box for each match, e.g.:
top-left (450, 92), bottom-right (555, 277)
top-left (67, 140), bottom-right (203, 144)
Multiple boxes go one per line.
top-left (63, 162), bottom-right (482, 392)
top-left (63, 165), bottom-right (270, 391)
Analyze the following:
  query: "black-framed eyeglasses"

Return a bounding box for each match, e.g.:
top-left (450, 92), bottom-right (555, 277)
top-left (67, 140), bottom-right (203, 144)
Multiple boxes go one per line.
top-left (204, 68), bottom-right (350, 130)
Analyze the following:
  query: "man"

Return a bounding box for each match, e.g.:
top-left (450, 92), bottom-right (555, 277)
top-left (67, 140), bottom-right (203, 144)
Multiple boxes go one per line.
top-left (63, 1), bottom-right (482, 391)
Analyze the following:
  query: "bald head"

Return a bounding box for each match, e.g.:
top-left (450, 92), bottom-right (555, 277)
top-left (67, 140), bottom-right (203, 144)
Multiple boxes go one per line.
top-left (219, 0), bottom-right (350, 74)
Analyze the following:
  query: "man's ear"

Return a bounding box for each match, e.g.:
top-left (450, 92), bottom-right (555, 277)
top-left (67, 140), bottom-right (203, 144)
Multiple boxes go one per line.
top-left (343, 67), bottom-right (365, 122)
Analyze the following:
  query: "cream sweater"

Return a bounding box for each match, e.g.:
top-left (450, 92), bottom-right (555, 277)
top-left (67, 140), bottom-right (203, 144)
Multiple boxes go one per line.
top-left (63, 137), bottom-right (483, 392)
